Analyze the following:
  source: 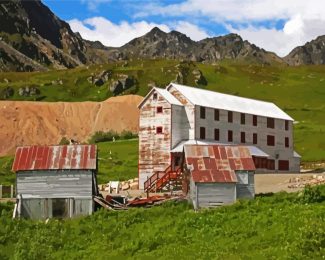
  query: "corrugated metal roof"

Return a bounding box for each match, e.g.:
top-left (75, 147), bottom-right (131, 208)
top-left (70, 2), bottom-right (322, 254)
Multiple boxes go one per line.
top-left (168, 83), bottom-right (293, 121)
top-left (154, 87), bottom-right (183, 106)
top-left (138, 87), bottom-right (183, 108)
top-left (171, 140), bottom-right (269, 158)
top-left (184, 145), bottom-right (255, 183)
top-left (12, 145), bottom-right (97, 172)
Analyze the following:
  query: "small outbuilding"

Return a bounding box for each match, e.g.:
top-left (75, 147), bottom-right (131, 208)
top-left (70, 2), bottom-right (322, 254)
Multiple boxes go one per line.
top-left (12, 144), bottom-right (98, 219)
top-left (183, 145), bottom-right (256, 210)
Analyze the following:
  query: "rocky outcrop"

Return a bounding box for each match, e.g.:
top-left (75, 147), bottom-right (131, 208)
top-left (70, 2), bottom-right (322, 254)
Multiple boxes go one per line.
top-left (284, 35), bottom-right (325, 65)
top-left (18, 86), bottom-right (40, 97)
top-left (109, 75), bottom-right (136, 95)
top-left (0, 87), bottom-right (14, 99)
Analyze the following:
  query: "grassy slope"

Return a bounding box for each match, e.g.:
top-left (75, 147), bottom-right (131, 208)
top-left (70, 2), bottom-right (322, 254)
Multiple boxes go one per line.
top-left (0, 186), bottom-right (324, 259)
top-left (0, 60), bottom-right (324, 162)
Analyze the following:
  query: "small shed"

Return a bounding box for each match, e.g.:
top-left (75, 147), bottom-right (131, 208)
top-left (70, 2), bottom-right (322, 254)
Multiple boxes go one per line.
top-left (183, 145), bottom-right (255, 210)
top-left (12, 144), bottom-right (98, 219)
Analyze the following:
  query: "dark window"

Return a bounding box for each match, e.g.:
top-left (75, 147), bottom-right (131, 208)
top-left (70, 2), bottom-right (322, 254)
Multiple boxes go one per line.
top-left (228, 130), bottom-right (233, 142)
top-left (267, 118), bottom-right (275, 128)
top-left (278, 160), bottom-right (289, 171)
top-left (214, 109), bottom-right (219, 121)
top-left (228, 111), bottom-right (233, 123)
top-left (253, 115), bottom-right (257, 126)
top-left (285, 137), bottom-right (289, 147)
top-left (241, 132), bottom-right (245, 143)
top-left (267, 159), bottom-right (275, 170)
top-left (214, 129), bottom-right (220, 141)
top-left (241, 113), bottom-right (245, 124)
top-left (153, 93), bottom-right (158, 100)
top-left (200, 127), bottom-right (206, 139)
top-left (156, 107), bottom-right (163, 113)
top-left (285, 120), bottom-right (289, 131)
top-left (253, 133), bottom-right (257, 144)
top-left (200, 107), bottom-right (206, 119)
top-left (156, 126), bottom-right (163, 134)
top-left (267, 135), bottom-right (275, 146)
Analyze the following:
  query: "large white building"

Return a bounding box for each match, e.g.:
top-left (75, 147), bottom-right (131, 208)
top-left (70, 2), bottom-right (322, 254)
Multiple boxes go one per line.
top-left (138, 83), bottom-right (300, 190)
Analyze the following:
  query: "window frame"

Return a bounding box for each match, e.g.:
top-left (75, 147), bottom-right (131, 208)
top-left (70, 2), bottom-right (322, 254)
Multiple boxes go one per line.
top-left (214, 109), bottom-right (219, 121)
top-left (285, 120), bottom-right (289, 131)
top-left (214, 128), bottom-right (220, 141)
top-left (241, 113), bottom-right (245, 125)
top-left (253, 115), bottom-right (257, 126)
top-left (228, 111), bottom-right (233, 123)
top-left (228, 130), bottom-right (233, 142)
top-left (285, 137), bottom-right (289, 148)
top-left (267, 117), bottom-right (275, 129)
top-left (156, 126), bottom-right (163, 134)
top-left (241, 132), bottom-right (245, 143)
top-left (200, 127), bottom-right (206, 139)
top-left (267, 135), bottom-right (275, 146)
top-left (153, 93), bottom-right (158, 100)
top-left (253, 133), bottom-right (257, 144)
top-left (200, 106), bottom-right (206, 119)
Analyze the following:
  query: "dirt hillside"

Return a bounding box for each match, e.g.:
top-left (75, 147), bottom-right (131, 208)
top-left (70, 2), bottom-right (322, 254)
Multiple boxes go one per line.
top-left (0, 95), bottom-right (143, 156)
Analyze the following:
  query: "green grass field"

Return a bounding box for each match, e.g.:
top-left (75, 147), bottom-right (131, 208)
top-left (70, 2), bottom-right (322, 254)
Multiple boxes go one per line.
top-left (0, 60), bottom-right (325, 170)
top-left (0, 185), bottom-right (324, 259)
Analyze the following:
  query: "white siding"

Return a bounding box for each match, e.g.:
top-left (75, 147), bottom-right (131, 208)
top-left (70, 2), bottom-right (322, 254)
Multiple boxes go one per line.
top-left (235, 171), bottom-right (255, 199)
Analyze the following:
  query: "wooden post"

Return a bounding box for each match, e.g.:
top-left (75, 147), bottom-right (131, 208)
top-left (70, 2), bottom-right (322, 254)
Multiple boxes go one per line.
top-left (10, 185), bottom-right (14, 198)
top-left (0, 185), bottom-right (2, 199)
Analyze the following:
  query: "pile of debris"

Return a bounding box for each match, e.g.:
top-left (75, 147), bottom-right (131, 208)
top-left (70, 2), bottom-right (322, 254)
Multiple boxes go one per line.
top-left (98, 178), bottom-right (139, 193)
top-left (288, 175), bottom-right (325, 189)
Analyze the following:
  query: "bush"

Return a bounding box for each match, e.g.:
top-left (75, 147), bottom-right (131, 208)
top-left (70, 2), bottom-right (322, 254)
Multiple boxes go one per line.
top-left (59, 137), bottom-right (70, 145)
top-left (89, 131), bottom-right (137, 144)
top-left (298, 185), bottom-right (323, 204)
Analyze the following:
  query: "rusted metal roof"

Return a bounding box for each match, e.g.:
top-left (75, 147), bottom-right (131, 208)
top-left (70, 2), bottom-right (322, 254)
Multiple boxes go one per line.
top-left (184, 145), bottom-right (255, 183)
top-left (12, 145), bottom-right (97, 172)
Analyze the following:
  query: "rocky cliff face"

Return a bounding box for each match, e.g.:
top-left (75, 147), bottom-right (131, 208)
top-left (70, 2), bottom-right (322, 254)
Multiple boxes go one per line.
top-left (0, 0), bottom-right (109, 71)
top-left (109, 28), bottom-right (283, 65)
top-left (284, 35), bottom-right (325, 65)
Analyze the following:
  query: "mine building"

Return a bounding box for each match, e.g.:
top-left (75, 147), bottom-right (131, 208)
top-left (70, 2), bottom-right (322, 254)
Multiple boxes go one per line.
top-left (138, 83), bottom-right (300, 195)
top-left (12, 144), bottom-right (98, 219)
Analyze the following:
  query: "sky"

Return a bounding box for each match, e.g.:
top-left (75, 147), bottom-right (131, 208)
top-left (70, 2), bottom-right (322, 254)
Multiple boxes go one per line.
top-left (43, 0), bottom-right (325, 57)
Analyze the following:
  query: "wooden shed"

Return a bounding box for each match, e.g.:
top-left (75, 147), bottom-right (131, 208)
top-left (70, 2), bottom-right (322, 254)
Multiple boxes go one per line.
top-left (12, 144), bottom-right (98, 219)
top-left (183, 145), bottom-right (256, 210)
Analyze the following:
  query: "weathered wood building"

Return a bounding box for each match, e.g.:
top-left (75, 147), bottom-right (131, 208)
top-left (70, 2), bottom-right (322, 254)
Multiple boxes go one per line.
top-left (12, 144), bottom-right (98, 219)
top-left (138, 83), bottom-right (300, 191)
top-left (183, 145), bottom-right (255, 209)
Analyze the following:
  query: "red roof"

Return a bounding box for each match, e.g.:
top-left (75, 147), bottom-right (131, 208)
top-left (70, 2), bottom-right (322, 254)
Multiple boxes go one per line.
top-left (12, 145), bottom-right (97, 172)
top-left (184, 145), bottom-right (255, 183)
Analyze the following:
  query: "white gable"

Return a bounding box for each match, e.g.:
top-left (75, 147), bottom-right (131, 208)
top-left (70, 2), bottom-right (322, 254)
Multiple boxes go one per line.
top-left (168, 83), bottom-right (293, 121)
top-left (138, 87), bottom-right (183, 108)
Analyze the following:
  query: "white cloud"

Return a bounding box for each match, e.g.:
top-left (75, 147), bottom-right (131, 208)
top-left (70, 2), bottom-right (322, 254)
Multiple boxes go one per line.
top-left (136, 0), bottom-right (325, 56)
top-left (174, 21), bottom-right (209, 41)
top-left (80, 0), bottom-right (111, 11)
top-left (69, 17), bottom-right (209, 47)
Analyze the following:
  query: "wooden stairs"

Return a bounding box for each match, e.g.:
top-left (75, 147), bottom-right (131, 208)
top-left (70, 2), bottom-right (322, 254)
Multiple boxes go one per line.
top-left (144, 166), bottom-right (183, 193)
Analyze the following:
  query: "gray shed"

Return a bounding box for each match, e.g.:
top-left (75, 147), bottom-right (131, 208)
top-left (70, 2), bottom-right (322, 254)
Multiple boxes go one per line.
top-left (183, 145), bottom-right (256, 210)
top-left (12, 144), bottom-right (98, 219)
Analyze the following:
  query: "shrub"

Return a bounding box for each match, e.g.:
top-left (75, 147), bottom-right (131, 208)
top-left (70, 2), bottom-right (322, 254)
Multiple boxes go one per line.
top-left (298, 185), bottom-right (323, 204)
top-left (59, 137), bottom-right (70, 145)
top-left (89, 130), bottom-right (138, 144)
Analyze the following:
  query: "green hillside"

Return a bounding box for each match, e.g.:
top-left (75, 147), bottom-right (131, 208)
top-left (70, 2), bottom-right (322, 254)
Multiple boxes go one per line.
top-left (0, 60), bottom-right (324, 161)
top-left (0, 185), bottom-right (324, 259)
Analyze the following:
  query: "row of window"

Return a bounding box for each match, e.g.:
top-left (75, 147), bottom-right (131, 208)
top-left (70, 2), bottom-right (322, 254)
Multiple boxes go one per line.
top-left (199, 107), bottom-right (289, 130)
top-left (199, 127), bottom-right (290, 147)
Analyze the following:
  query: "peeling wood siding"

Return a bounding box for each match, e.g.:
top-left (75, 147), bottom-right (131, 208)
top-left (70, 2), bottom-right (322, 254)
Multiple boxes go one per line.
top-left (235, 171), bottom-right (255, 199)
top-left (139, 91), bottom-right (172, 189)
top-left (194, 107), bottom-right (299, 171)
top-left (168, 86), bottom-right (195, 139)
top-left (16, 170), bottom-right (93, 199)
top-left (194, 181), bottom-right (236, 209)
top-left (172, 105), bottom-right (190, 148)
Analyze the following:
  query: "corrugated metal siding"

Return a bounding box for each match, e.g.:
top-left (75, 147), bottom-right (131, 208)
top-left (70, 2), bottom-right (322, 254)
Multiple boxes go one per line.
top-left (236, 171), bottom-right (255, 199)
top-left (12, 145), bottom-right (97, 171)
top-left (16, 170), bottom-right (93, 199)
top-left (196, 182), bottom-right (236, 209)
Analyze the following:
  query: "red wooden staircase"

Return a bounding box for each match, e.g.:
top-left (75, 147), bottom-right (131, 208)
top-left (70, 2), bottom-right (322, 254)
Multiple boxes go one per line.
top-left (144, 166), bottom-right (183, 193)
